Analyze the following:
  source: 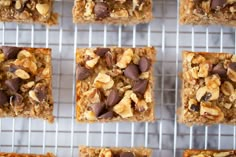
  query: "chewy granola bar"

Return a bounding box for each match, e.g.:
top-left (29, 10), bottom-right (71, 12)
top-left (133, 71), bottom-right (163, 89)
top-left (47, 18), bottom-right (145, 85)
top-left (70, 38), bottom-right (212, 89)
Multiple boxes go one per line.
top-left (0, 152), bottom-right (55, 157)
top-left (0, 46), bottom-right (54, 123)
top-left (72, 0), bottom-right (152, 25)
top-left (79, 146), bottom-right (152, 157)
top-left (179, 51), bottom-right (236, 125)
top-left (180, 0), bottom-right (236, 27)
top-left (0, 0), bottom-right (58, 25)
top-left (76, 47), bottom-right (156, 122)
top-left (183, 149), bottom-right (236, 157)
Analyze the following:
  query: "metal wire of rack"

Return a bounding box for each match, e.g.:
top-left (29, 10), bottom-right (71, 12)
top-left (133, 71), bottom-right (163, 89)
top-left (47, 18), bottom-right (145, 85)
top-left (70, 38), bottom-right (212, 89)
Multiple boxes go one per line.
top-left (0, 0), bottom-right (235, 157)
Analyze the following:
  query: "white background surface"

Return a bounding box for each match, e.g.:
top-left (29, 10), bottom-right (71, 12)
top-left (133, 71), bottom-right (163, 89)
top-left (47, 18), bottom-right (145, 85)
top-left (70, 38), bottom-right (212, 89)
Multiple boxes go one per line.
top-left (0, 0), bottom-right (235, 157)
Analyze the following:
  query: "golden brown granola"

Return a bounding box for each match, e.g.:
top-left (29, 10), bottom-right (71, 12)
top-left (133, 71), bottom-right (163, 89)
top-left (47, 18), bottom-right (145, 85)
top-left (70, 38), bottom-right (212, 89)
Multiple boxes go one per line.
top-left (180, 0), bottom-right (236, 27)
top-left (0, 0), bottom-right (58, 25)
top-left (183, 149), bottom-right (236, 157)
top-left (0, 152), bottom-right (55, 157)
top-left (79, 146), bottom-right (152, 157)
top-left (179, 51), bottom-right (236, 126)
top-left (76, 47), bottom-right (156, 122)
top-left (72, 0), bottom-right (152, 25)
top-left (0, 46), bottom-right (54, 123)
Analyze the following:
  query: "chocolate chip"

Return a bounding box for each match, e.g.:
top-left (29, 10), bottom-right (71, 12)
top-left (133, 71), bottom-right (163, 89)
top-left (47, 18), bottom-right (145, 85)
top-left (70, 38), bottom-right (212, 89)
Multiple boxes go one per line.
top-left (139, 57), bottom-right (151, 72)
top-left (90, 102), bottom-right (105, 117)
top-left (105, 52), bottom-right (113, 69)
top-left (94, 2), bottom-right (109, 19)
top-left (201, 92), bottom-right (212, 101)
top-left (76, 64), bottom-right (91, 80)
top-left (1, 46), bottom-right (21, 60)
top-left (212, 63), bottom-right (227, 77)
top-left (0, 90), bottom-right (8, 105)
top-left (5, 78), bottom-right (21, 92)
top-left (9, 64), bottom-right (19, 73)
top-left (35, 86), bottom-right (47, 102)
top-left (95, 48), bottom-right (110, 57)
top-left (132, 79), bottom-right (148, 96)
top-left (211, 0), bottom-right (226, 10)
top-left (229, 62), bottom-right (236, 72)
top-left (98, 111), bottom-right (113, 119)
top-left (11, 93), bottom-right (23, 105)
top-left (120, 152), bottom-right (135, 157)
top-left (124, 63), bottom-right (140, 80)
top-left (190, 104), bottom-right (200, 112)
top-left (106, 89), bottom-right (121, 107)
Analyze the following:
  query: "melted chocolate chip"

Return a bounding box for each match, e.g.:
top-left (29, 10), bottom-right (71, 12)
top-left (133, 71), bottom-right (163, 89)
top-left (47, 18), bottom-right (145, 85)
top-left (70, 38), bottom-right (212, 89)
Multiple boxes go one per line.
top-left (106, 89), bottom-right (121, 107)
top-left (139, 57), bottom-right (151, 72)
top-left (90, 102), bottom-right (105, 117)
top-left (124, 63), bottom-right (140, 80)
top-left (211, 0), bottom-right (226, 10)
top-left (76, 64), bottom-right (91, 80)
top-left (1, 46), bottom-right (21, 60)
top-left (212, 63), bottom-right (227, 77)
top-left (229, 62), bottom-right (236, 72)
top-left (95, 48), bottom-right (110, 57)
top-left (94, 2), bottom-right (109, 20)
top-left (98, 111), bottom-right (114, 119)
top-left (190, 104), bottom-right (200, 112)
top-left (0, 90), bottom-right (8, 105)
top-left (120, 152), bottom-right (135, 157)
top-left (132, 79), bottom-right (148, 96)
top-left (11, 93), bottom-right (23, 105)
top-left (201, 92), bottom-right (212, 101)
top-left (105, 52), bottom-right (114, 69)
top-left (5, 78), bottom-right (21, 92)
top-left (35, 86), bottom-right (47, 102)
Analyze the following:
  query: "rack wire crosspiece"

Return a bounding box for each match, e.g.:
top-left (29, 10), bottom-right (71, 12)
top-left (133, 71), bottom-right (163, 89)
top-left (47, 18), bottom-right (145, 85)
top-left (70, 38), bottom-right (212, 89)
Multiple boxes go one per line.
top-left (0, 1), bottom-right (235, 157)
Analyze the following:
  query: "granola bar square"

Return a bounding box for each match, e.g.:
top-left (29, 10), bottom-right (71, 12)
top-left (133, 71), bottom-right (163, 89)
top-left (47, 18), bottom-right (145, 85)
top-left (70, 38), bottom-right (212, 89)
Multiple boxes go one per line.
top-left (179, 51), bottom-right (236, 125)
top-left (0, 46), bottom-right (54, 123)
top-left (76, 47), bottom-right (156, 122)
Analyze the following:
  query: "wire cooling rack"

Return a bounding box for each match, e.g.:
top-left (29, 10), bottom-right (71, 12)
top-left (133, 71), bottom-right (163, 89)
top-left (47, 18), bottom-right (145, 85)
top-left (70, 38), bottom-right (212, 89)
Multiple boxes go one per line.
top-left (0, 0), bottom-right (235, 157)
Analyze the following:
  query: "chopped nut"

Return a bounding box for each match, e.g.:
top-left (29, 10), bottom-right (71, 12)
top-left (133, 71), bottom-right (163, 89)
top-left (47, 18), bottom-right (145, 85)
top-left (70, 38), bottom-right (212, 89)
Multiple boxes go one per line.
top-left (201, 0), bottom-right (211, 13)
top-left (86, 56), bottom-right (100, 68)
top-left (229, 90), bottom-right (236, 102)
top-left (36, 3), bottom-right (50, 16)
top-left (0, 53), bottom-right (4, 62)
top-left (99, 148), bottom-right (112, 157)
top-left (0, 0), bottom-right (12, 6)
top-left (29, 90), bottom-right (40, 102)
top-left (189, 67), bottom-right (199, 79)
top-left (221, 81), bottom-right (234, 96)
top-left (20, 81), bottom-right (35, 92)
top-left (139, 72), bottom-right (149, 79)
top-left (84, 88), bottom-right (102, 104)
top-left (84, 1), bottom-right (95, 17)
top-left (192, 55), bottom-right (206, 64)
top-left (15, 69), bottom-right (30, 79)
top-left (196, 86), bottom-right (219, 101)
top-left (93, 73), bottom-right (114, 90)
top-left (188, 99), bottom-right (200, 112)
top-left (223, 103), bottom-right (232, 109)
top-left (116, 49), bottom-right (134, 69)
top-left (213, 151), bottom-right (232, 157)
top-left (200, 102), bottom-right (224, 122)
top-left (84, 111), bottom-right (97, 121)
top-left (227, 64), bottom-right (236, 82)
top-left (85, 49), bottom-right (97, 58)
top-left (198, 63), bottom-right (209, 77)
top-left (110, 9), bottom-right (129, 18)
top-left (205, 74), bottom-right (221, 89)
top-left (185, 52), bottom-right (195, 62)
top-left (144, 84), bottom-right (152, 103)
top-left (17, 50), bottom-right (32, 59)
top-left (113, 90), bottom-right (133, 118)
